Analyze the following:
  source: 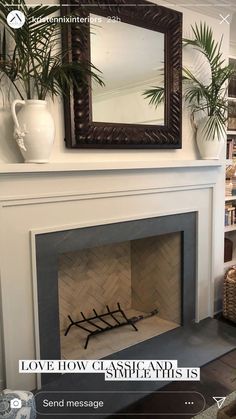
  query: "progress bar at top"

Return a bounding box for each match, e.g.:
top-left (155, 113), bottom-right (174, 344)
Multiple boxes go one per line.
top-left (5, 2), bottom-right (236, 5)
top-left (4, 3), bottom-right (157, 5)
top-left (60, 2), bottom-right (235, 5)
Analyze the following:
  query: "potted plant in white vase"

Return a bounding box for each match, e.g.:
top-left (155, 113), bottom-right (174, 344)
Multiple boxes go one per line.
top-left (0, 0), bottom-right (103, 163)
top-left (143, 23), bottom-right (235, 160)
top-left (183, 22), bottom-right (235, 159)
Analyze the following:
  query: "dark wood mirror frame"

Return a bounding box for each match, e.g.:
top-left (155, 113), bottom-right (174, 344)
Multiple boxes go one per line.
top-left (61, 0), bottom-right (182, 149)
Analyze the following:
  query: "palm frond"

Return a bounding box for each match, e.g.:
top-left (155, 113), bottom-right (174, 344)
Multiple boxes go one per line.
top-left (202, 114), bottom-right (226, 140)
top-left (0, 0), bottom-right (104, 100)
top-left (142, 86), bottom-right (165, 108)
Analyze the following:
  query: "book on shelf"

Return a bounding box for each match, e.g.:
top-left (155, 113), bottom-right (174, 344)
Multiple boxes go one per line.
top-left (233, 178), bottom-right (236, 193)
top-left (228, 58), bottom-right (236, 97)
top-left (228, 110), bottom-right (236, 132)
top-left (227, 138), bottom-right (234, 159)
top-left (225, 179), bottom-right (233, 196)
top-left (225, 203), bottom-right (236, 226)
top-left (227, 137), bottom-right (236, 159)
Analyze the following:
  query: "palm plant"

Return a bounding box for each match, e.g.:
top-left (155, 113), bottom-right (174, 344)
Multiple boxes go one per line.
top-left (183, 22), bottom-right (234, 140)
top-left (0, 0), bottom-right (104, 100)
top-left (143, 22), bottom-right (235, 141)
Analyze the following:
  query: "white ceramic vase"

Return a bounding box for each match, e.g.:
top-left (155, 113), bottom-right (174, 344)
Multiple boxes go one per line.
top-left (196, 115), bottom-right (224, 160)
top-left (11, 99), bottom-right (55, 163)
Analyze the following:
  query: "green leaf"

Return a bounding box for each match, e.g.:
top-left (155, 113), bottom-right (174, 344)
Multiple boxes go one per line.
top-left (142, 86), bottom-right (165, 108)
top-left (0, 0), bottom-right (104, 99)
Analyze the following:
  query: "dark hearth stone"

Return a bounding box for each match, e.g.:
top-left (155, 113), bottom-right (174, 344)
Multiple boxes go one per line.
top-left (35, 318), bottom-right (236, 419)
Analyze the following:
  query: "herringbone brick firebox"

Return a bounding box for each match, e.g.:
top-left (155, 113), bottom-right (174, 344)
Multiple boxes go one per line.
top-left (59, 233), bottom-right (181, 360)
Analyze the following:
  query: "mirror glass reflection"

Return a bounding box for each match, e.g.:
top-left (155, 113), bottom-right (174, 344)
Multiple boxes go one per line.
top-left (90, 14), bottom-right (165, 125)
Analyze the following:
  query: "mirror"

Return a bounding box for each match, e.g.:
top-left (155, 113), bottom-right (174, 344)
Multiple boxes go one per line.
top-left (61, 0), bottom-right (182, 149)
top-left (90, 14), bottom-right (165, 125)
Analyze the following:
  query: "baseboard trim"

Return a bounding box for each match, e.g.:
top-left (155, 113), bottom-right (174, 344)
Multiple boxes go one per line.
top-left (214, 298), bottom-right (222, 314)
top-left (214, 309), bottom-right (222, 316)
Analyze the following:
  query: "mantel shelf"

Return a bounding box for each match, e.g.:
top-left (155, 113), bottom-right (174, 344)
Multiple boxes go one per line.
top-left (0, 160), bottom-right (222, 174)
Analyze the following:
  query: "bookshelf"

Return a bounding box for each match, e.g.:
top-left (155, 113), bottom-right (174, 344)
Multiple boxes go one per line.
top-left (224, 56), bottom-right (236, 267)
top-left (225, 224), bottom-right (236, 233)
top-left (225, 195), bottom-right (236, 201)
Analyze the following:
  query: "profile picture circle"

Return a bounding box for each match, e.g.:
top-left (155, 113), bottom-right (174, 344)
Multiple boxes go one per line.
top-left (7, 10), bottom-right (25, 29)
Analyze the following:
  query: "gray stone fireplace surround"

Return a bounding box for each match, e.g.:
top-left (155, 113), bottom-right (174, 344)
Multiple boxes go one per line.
top-left (36, 212), bottom-right (196, 386)
top-left (34, 211), bottom-right (236, 418)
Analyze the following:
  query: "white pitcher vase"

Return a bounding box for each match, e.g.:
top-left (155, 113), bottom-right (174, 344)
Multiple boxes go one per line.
top-left (11, 99), bottom-right (55, 163)
top-left (196, 116), bottom-right (224, 159)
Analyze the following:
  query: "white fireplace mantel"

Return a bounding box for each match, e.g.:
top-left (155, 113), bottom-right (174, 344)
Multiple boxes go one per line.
top-left (0, 160), bottom-right (221, 173)
top-left (0, 160), bottom-right (225, 390)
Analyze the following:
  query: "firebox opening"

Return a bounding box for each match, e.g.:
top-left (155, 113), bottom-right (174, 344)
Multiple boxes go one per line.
top-left (59, 232), bottom-right (181, 360)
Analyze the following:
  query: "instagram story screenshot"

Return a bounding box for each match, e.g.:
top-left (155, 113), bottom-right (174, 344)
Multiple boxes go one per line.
top-left (0, 0), bottom-right (236, 418)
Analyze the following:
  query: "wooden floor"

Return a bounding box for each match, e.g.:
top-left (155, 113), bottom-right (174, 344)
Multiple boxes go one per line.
top-left (111, 349), bottom-right (236, 418)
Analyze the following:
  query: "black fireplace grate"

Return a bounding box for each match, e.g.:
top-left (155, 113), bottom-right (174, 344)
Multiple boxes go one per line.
top-left (64, 303), bottom-right (159, 349)
top-left (64, 302), bottom-right (139, 349)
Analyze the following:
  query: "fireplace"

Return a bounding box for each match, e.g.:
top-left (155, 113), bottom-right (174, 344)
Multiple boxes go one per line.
top-left (0, 161), bottom-right (222, 391)
top-left (35, 212), bottom-right (196, 386)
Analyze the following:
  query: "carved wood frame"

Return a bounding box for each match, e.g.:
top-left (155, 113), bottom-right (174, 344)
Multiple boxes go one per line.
top-left (61, 0), bottom-right (182, 149)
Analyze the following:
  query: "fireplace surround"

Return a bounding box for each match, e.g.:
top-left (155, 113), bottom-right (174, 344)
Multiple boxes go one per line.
top-left (0, 160), bottom-right (224, 390)
top-left (36, 212), bottom-right (196, 385)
